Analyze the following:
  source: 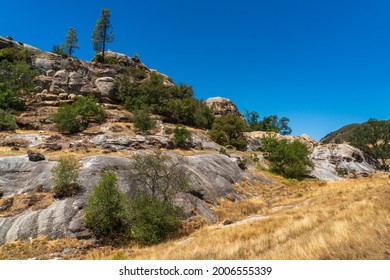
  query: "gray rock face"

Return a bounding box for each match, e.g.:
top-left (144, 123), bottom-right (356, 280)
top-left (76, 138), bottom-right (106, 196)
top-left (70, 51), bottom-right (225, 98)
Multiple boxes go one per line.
top-left (205, 97), bottom-right (244, 119)
top-left (91, 134), bottom-right (174, 150)
top-left (309, 144), bottom-right (379, 181)
top-left (0, 197), bottom-right (86, 244)
top-left (191, 134), bottom-right (221, 150)
top-left (0, 153), bottom-right (248, 244)
top-left (35, 58), bottom-right (61, 73)
top-left (0, 156), bottom-right (56, 195)
top-left (94, 77), bottom-right (116, 100)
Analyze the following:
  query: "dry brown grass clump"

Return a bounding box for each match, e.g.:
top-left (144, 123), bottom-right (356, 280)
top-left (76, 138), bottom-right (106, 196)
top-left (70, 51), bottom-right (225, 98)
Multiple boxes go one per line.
top-left (0, 192), bottom-right (54, 218)
top-left (0, 236), bottom-right (93, 260)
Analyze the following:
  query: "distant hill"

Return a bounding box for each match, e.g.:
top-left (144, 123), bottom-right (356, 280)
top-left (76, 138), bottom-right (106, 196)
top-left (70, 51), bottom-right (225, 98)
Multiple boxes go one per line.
top-left (320, 120), bottom-right (390, 144)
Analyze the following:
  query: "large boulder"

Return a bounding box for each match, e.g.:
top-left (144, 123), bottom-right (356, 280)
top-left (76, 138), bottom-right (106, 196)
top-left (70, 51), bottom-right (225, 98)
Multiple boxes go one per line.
top-left (206, 97), bottom-right (244, 119)
top-left (0, 153), bottom-right (249, 244)
top-left (309, 144), bottom-right (379, 181)
top-left (94, 77), bottom-right (116, 100)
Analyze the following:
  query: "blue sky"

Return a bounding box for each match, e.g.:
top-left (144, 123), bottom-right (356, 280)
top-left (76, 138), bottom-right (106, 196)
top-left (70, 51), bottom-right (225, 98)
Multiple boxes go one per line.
top-left (1, 0), bottom-right (390, 140)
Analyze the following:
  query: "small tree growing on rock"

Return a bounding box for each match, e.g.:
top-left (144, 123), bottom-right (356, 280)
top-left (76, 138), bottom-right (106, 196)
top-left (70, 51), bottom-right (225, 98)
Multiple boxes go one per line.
top-left (84, 168), bottom-right (130, 240)
top-left (128, 150), bottom-right (192, 243)
top-left (173, 125), bottom-right (192, 149)
top-left (262, 136), bottom-right (313, 179)
top-left (52, 155), bottom-right (79, 198)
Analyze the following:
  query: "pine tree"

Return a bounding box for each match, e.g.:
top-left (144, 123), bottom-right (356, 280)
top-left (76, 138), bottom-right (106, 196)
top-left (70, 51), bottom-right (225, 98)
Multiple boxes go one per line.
top-left (62, 27), bottom-right (79, 57)
top-left (91, 8), bottom-right (114, 62)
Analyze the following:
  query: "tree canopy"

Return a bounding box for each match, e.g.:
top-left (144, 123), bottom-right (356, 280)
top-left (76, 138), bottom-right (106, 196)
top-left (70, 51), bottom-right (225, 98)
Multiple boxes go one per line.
top-left (348, 118), bottom-right (390, 171)
top-left (92, 8), bottom-right (114, 61)
top-left (245, 111), bottom-right (292, 135)
top-left (63, 27), bottom-right (79, 57)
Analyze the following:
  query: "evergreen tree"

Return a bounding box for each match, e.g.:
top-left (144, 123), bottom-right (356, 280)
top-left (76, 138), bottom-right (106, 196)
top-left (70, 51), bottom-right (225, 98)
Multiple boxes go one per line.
top-left (62, 27), bottom-right (79, 57)
top-left (91, 8), bottom-right (114, 62)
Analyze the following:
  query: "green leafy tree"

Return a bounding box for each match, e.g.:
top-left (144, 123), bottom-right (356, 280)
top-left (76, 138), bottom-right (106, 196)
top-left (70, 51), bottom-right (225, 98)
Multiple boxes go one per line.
top-left (128, 151), bottom-right (191, 243)
top-left (92, 8), bottom-right (114, 62)
top-left (115, 74), bottom-right (214, 129)
top-left (62, 27), bottom-right (79, 57)
top-left (262, 136), bottom-right (313, 179)
top-left (129, 150), bottom-right (192, 202)
top-left (209, 115), bottom-right (248, 150)
top-left (84, 169), bottom-right (130, 239)
top-left (130, 109), bottom-right (156, 132)
top-left (245, 111), bottom-right (292, 135)
top-left (0, 109), bottom-right (18, 131)
top-left (52, 155), bottom-right (79, 198)
top-left (173, 125), bottom-right (192, 149)
top-left (349, 118), bottom-right (390, 171)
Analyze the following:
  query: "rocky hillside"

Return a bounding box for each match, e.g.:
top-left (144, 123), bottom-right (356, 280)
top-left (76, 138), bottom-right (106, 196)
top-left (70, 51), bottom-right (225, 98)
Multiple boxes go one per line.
top-left (0, 36), bottom-right (382, 247)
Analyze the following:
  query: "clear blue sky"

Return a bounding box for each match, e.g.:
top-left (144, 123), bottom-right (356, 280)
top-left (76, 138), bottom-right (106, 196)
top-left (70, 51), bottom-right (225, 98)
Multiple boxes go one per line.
top-left (1, 0), bottom-right (390, 140)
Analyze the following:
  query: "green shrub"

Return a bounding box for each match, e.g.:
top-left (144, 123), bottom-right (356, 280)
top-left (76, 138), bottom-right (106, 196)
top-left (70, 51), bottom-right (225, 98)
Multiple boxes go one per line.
top-left (52, 95), bottom-right (105, 133)
top-left (51, 104), bottom-right (82, 133)
top-left (209, 115), bottom-right (247, 150)
top-left (173, 126), bottom-right (192, 149)
top-left (72, 95), bottom-right (105, 123)
top-left (129, 67), bottom-right (147, 80)
top-left (52, 155), bottom-right (79, 198)
top-left (0, 60), bottom-right (38, 93)
top-left (115, 74), bottom-right (214, 129)
top-left (51, 45), bottom-right (67, 57)
top-left (129, 191), bottom-right (181, 244)
top-left (127, 150), bottom-right (191, 243)
top-left (0, 87), bottom-right (24, 111)
top-left (262, 137), bottom-right (313, 179)
top-left (84, 169), bottom-right (130, 239)
top-left (0, 109), bottom-right (18, 131)
top-left (219, 147), bottom-right (230, 156)
top-left (130, 109), bottom-right (156, 132)
top-left (0, 47), bottom-right (31, 63)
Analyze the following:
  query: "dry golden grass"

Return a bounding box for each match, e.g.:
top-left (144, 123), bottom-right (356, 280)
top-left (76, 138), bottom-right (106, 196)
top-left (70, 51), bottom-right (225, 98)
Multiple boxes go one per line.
top-left (0, 236), bottom-right (93, 260)
top-left (92, 173), bottom-right (389, 260)
top-left (0, 192), bottom-right (54, 218)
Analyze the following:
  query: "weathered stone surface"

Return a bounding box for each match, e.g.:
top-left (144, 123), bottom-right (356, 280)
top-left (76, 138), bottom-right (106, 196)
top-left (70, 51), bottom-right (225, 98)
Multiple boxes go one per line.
top-left (309, 144), bottom-right (379, 181)
top-left (206, 97), bottom-right (244, 119)
top-left (191, 134), bottom-right (221, 150)
top-left (0, 156), bottom-right (56, 196)
top-left (35, 58), bottom-right (61, 73)
top-left (0, 153), bottom-right (249, 244)
top-left (91, 134), bottom-right (174, 150)
top-left (94, 77), bottom-right (116, 100)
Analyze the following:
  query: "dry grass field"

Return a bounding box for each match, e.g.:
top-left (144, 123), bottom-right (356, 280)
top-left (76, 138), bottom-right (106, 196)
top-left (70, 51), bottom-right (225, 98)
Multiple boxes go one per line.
top-left (1, 170), bottom-right (389, 260)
